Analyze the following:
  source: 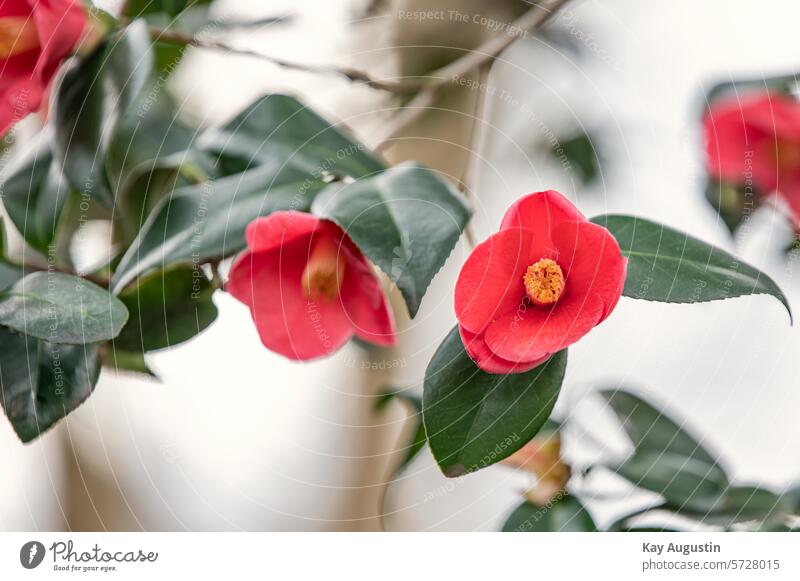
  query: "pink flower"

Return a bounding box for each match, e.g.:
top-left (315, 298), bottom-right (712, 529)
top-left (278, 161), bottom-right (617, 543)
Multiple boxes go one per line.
top-left (0, 0), bottom-right (87, 135)
top-left (454, 190), bottom-right (626, 374)
top-left (227, 211), bottom-right (396, 360)
top-left (704, 92), bottom-right (800, 229)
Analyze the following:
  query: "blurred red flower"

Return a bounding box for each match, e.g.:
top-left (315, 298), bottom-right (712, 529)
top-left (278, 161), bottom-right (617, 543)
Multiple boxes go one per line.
top-left (454, 190), bottom-right (626, 374)
top-left (227, 211), bottom-right (396, 360)
top-left (704, 92), bottom-right (800, 229)
top-left (0, 0), bottom-right (86, 135)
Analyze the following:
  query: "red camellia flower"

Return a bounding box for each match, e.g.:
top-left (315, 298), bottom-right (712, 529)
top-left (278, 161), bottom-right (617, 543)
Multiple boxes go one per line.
top-left (454, 190), bottom-right (626, 374)
top-left (703, 92), bottom-right (800, 229)
top-left (0, 0), bottom-right (87, 135)
top-left (227, 211), bottom-right (396, 360)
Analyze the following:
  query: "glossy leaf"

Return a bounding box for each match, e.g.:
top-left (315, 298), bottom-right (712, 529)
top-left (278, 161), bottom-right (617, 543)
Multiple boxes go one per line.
top-left (591, 214), bottom-right (791, 320)
top-left (0, 130), bottom-right (70, 253)
top-left (313, 163), bottom-right (471, 316)
top-left (52, 22), bottom-right (154, 206)
top-left (669, 485), bottom-right (793, 526)
top-left (111, 161), bottom-right (327, 292)
top-left (104, 347), bottom-right (158, 379)
top-left (115, 265), bottom-right (217, 351)
top-left (0, 326), bottom-right (100, 442)
top-left (502, 496), bottom-right (596, 532)
top-left (704, 179), bottom-right (756, 234)
top-left (0, 222), bottom-right (25, 291)
top-left (0, 272), bottom-right (128, 344)
top-left (200, 94), bottom-right (384, 180)
top-left (423, 327), bottom-right (567, 477)
top-left (601, 389), bottom-right (729, 512)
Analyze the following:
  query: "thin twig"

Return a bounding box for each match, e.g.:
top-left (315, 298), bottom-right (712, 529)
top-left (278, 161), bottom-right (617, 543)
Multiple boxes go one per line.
top-left (149, 0), bottom-right (571, 100)
top-left (149, 27), bottom-right (424, 94)
top-left (373, 0), bottom-right (572, 148)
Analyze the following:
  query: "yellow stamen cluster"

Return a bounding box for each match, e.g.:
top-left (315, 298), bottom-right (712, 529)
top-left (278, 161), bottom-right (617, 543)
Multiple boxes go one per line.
top-left (523, 258), bottom-right (565, 306)
top-left (301, 238), bottom-right (346, 302)
top-left (0, 17), bottom-right (39, 59)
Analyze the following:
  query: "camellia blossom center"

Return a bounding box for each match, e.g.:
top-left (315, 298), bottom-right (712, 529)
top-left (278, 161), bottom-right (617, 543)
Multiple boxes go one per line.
top-left (523, 258), bottom-right (565, 307)
top-left (0, 17), bottom-right (40, 58)
top-left (301, 237), bottom-right (346, 301)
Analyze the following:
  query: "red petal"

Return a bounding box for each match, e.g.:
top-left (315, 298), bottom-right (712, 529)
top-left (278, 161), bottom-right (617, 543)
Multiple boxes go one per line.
top-left (484, 293), bottom-right (604, 362)
top-left (500, 190), bottom-right (586, 233)
top-left (703, 98), bottom-right (776, 192)
top-left (459, 326), bottom-right (548, 374)
top-left (244, 211), bottom-right (326, 253)
top-left (31, 0), bottom-right (86, 82)
top-left (227, 238), bottom-right (354, 360)
top-left (551, 220), bottom-right (627, 321)
top-left (340, 249), bottom-right (396, 346)
top-left (455, 227), bottom-right (549, 335)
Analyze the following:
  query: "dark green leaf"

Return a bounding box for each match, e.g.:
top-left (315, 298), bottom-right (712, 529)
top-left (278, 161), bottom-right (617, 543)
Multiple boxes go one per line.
top-left (104, 347), bottom-right (158, 379)
top-left (555, 131), bottom-right (600, 185)
top-left (200, 94), bottom-right (385, 180)
top-left (0, 326), bottom-right (100, 442)
top-left (124, 0), bottom-right (211, 17)
top-left (668, 485), bottom-right (793, 526)
top-left (115, 265), bottom-right (217, 351)
top-left (0, 272), bottom-right (128, 344)
top-left (601, 389), bottom-right (729, 512)
top-left (313, 163), bottom-right (471, 316)
top-left (704, 179), bottom-right (757, 234)
top-left (0, 130), bottom-right (70, 253)
top-left (502, 496), bottom-right (596, 532)
top-left (704, 73), bottom-right (799, 110)
top-left (591, 215), bottom-right (792, 320)
top-left (112, 161), bottom-right (327, 292)
top-left (52, 21), bottom-right (154, 205)
top-left (0, 222), bottom-right (25, 291)
top-left (423, 326), bottom-right (567, 477)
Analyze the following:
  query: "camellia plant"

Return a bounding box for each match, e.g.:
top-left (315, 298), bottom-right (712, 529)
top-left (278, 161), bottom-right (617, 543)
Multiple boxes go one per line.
top-left (0, 0), bottom-right (793, 517)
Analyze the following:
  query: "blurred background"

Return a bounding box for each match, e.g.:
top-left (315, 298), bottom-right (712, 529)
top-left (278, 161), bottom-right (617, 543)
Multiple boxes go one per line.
top-left (2, 0), bottom-right (800, 531)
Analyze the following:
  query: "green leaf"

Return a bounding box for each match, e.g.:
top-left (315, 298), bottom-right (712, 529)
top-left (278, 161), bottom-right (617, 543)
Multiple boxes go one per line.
top-left (111, 161), bottom-right (327, 292)
top-left (0, 222), bottom-right (25, 291)
top-left (502, 496), bottom-right (596, 532)
top-left (704, 179), bottom-right (757, 235)
top-left (0, 326), bottom-right (100, 442)
top-left (555, 131), bottom-right (600, 185)
top-left (601, 389), bottom-right (730, 512)
top-left (705, 73), bottom-right (799, 109)
top-left (668, 485), bottom-right (793, 526)
top-left (0, 130), bottom-right (71, 253)
top-left (0, 272), bottom-right (128, 344)
top-left (313, 163), bottom-right (471, 316)
top-left (52, 21), bottom-right (154, 205)
top-left (104, 347), bottom-right (158, 379)
top-left (124, 0), bottom-right (212, 18)
top-left (423, 326), bottom-right (567, 477)
top-left (115, 265), bottom-right (217, 351)
top-left (200, 94), bottom-right (385, 180)
top-left (106, 79), bottom-right (200, 209)
top-left (591, 214), bottom-right (792, 321)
